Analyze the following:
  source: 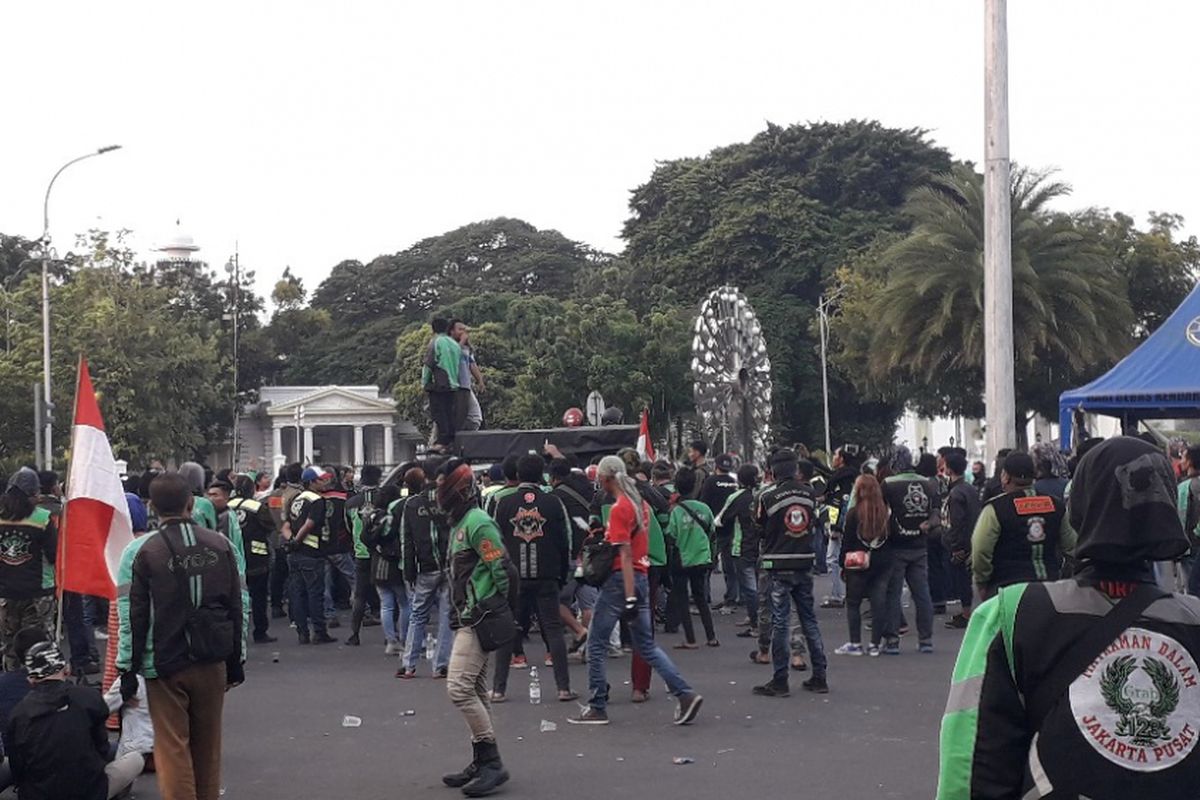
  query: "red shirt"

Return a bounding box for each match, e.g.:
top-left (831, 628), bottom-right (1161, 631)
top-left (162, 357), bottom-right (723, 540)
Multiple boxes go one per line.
top-left (606, 493), bottom-right (650, 574)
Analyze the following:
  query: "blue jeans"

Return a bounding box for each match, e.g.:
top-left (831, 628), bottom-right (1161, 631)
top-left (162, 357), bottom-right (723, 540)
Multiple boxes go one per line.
top-left (811, 525), bottom-right (828, 574)
top-left (735, 559), bottom-right (758, 625)
top-left (403, 572), bottom-right (451, 671)
top-left (586, 572), bottom-right (692, 711)
top-left (769, 569), bottom-right (827, 682)
top-left (886, 546), bottom-right (934, 644)
top-left (376, 582), bottom-right (411, 647)
top-left (288, 551), bottom-right (328, 636)
top-left (826, 537), bottom-right (845, 601)
top-left (325, 552), bottom-right (357, 620)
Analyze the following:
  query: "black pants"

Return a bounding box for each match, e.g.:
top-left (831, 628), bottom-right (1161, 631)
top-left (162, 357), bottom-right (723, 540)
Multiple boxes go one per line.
top-left (428, 391), bottom-right (456, 446)
top-left (247, 571), bottom-right (270, 639)
top-left (670, 566), bottom-right (716, 644)
top-left (350, 557), bottom-right (375, 635)
top-left (845, 568), bottom-right (890, 646)
top-left (949, 558), bottom-right (973, 610)
top-left (927, 538), bottom-right (950, 605)
top-left (493, 580), bottom-right (570, 694)
top-left (270, 549), bottom-right (289, 611)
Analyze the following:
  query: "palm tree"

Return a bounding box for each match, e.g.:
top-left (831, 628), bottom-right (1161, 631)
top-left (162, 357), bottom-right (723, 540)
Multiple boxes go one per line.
top-left (863, 164), bottom-right (1131, 435)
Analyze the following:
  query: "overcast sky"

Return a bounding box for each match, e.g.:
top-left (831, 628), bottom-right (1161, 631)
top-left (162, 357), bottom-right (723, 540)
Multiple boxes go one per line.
top-left (3, 1), bottom-right (1197, 302)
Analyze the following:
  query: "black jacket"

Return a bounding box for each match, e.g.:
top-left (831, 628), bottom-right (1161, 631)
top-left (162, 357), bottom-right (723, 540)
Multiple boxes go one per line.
top-left (756, 479), bottom-right (819, 570)
top-left (401, 490), bottom-right (451, 582)
top-left (823, 466), bottom-right (859, 532)
top-left (228, 497), bottom-right (275, 576)
top-left (552, 474), bottom-right (595, 559)
top-left (5, 681), bottom-right (110, 800)
top-left (700, 473), bottom-right (739, 541)
top-left (495, 483), bottom-right (571, 584)
top-left (939, 476), bottom-right (983, 555)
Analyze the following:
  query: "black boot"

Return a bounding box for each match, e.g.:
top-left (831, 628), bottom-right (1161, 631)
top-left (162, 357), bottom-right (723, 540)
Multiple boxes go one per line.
top-left (461, 740), bottom-right (509, 797)
top-left (443, 741), bottom-right (482, 788)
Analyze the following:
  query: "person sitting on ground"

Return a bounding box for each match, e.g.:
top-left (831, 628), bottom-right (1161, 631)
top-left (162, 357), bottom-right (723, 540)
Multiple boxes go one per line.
top-left (6, 641), bottom-right (144, 800)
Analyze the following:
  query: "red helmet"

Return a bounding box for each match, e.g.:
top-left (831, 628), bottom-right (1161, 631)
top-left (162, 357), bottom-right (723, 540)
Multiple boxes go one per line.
top-left (436, 462), bottom-right (477, 513)
top-left (585, 464), bottom-right (599, 483)
top-left (562, 407), bottom-right (584, 428)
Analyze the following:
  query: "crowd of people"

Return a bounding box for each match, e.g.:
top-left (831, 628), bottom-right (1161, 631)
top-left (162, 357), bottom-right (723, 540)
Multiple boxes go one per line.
top-left (1, 418), bottom-right (1199, 798)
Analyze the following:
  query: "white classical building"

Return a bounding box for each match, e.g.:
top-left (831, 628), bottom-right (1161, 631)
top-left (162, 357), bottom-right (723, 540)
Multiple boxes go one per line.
top-left (232, 386), bottom-right (421, 474)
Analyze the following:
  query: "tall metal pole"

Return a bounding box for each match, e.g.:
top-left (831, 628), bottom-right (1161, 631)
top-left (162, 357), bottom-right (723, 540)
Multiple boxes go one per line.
top-left (40, 145), bottom-right (122, 469)
top-left (984, 0), bottom-right (1016, 457)
top-left (228, 246), bottom-right (241, 469)
top-left (819, 296), bottom-right (833, 459)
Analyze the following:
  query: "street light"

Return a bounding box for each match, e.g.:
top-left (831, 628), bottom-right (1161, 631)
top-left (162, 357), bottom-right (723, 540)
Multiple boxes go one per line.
top-left (224, 248), bottom-right (240, 469)
top-left (818, 285), bottom-right (846, 460)
top-left (40, 145), bottom-right (122, 469)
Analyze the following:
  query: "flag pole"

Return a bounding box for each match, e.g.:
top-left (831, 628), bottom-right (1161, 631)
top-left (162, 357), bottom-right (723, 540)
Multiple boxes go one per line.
top-left (54, 354), bottom-right (84, 643)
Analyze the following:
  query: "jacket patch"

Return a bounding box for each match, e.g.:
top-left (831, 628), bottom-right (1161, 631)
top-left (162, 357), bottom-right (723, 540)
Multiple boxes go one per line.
top-left (1015, 495), bottom-right (1057, 516)
top-left (478, 538), bottom-right (503, 562)
top-left (510, 507), bottom-right (546, 544)
top-left (1070, 626), bottom-right (1200, 771)
top-left (783, 504), bottom-right (811, 536)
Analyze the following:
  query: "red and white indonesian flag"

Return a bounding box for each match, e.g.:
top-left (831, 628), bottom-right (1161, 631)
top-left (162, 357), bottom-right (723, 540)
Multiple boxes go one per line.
top-left (60, 358), bottom-right (134, 599)
top-left (637, 408), bottom-right (655, 462)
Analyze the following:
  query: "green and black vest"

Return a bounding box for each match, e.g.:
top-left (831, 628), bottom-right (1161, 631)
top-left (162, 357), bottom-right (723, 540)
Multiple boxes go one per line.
top-left (989, 489), bottom-right (1065, 587)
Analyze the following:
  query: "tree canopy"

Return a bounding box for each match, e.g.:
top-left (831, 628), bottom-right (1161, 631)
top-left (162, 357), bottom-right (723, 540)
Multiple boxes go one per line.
top-left (623, 120), bottom-right (954, 446)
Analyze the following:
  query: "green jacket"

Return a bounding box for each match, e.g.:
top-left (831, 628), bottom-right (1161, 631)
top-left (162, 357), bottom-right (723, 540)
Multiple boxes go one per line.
top-left (666, 500), bottom-right (714, 568)
top-left (192, 496), bottom-right (218, 529)
top-left (421, 333), bottom-right (461, 392)
top-left (448, 508), bottom-right (516, 627)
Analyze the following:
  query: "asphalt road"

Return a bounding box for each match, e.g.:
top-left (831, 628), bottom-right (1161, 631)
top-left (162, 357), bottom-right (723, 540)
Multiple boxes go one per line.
top-left (130, 576), bottom-right (960, 800)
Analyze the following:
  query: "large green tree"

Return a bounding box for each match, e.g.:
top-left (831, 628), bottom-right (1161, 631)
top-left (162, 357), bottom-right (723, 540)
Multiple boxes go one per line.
top-left (831, 166), bottom-right (1135, 438)
top-left (622, 120), bottom-right (953, 447)
top-left (281, 218), bottom-right (608, 388)
top-left (0, 229), bottom-right (268, 470)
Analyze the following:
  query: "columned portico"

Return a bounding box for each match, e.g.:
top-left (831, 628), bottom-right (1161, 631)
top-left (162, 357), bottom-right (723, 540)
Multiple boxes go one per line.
top-left (263, 386), bottom-right (403, 471)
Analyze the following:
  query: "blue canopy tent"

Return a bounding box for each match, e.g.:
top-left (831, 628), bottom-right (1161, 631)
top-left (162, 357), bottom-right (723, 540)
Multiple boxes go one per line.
top-left (1059, 282), bottom-right (1200, 450)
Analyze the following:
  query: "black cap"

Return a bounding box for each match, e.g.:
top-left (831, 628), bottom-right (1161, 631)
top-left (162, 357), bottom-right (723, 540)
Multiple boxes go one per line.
top-left (715, 454), bottom-right (735, 472)
top-left (1003, 452), bottom-right (1036, 481)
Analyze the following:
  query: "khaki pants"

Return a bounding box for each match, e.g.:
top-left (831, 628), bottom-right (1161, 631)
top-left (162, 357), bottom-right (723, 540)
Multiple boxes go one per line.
top-left (0, 595), bottom-right (55, 670)
top-left (105, 752), bottom-right (145, 798)
top-left (446, 628), bottom-right (495, 743)
top-left (146, 662), bottom-right (227, 800)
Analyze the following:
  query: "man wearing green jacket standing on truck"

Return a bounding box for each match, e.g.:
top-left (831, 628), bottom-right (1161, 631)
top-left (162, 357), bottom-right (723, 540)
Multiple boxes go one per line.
top-left (438, 459), bottom-right (518, 798)
top-left (422, 317), bottom-right (462, 452)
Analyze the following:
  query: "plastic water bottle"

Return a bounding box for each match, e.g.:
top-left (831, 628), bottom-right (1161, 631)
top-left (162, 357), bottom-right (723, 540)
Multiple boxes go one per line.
top-left (424, 633), bottom-right (436, 662)
top-left (529, 666), bottom-right (542, 704)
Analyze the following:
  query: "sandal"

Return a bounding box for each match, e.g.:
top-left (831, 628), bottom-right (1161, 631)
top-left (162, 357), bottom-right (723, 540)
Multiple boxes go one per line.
top-left (790, 656), bottom-right (809, 672)
top-left (673, 642), bottom-right (700, 650)
top-left (631, 689), bottom-right (649, 703)
top-left (706, 640), bottom-right (721, 648)
top-left (558, 690), bottom-right (579, 702)
top-left (749, 650), bottom-right (771, 664)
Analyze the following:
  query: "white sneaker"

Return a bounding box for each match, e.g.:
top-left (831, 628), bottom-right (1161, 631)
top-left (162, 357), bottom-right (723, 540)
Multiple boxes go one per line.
top-left (867, 644), bottom-right (881, 657)
top-left (384, 640), bottom-right (401, 656)
top-left (834, 642), bottom-right (864, 656)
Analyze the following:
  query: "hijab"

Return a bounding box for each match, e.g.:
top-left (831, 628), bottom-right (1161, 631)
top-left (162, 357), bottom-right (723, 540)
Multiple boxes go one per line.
top-left (1069, 436), bottom-right (1187, 566)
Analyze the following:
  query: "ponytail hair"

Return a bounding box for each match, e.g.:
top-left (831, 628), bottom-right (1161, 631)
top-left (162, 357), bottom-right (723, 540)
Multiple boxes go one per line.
top-left (597, 455), bottom-right (645, 532)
